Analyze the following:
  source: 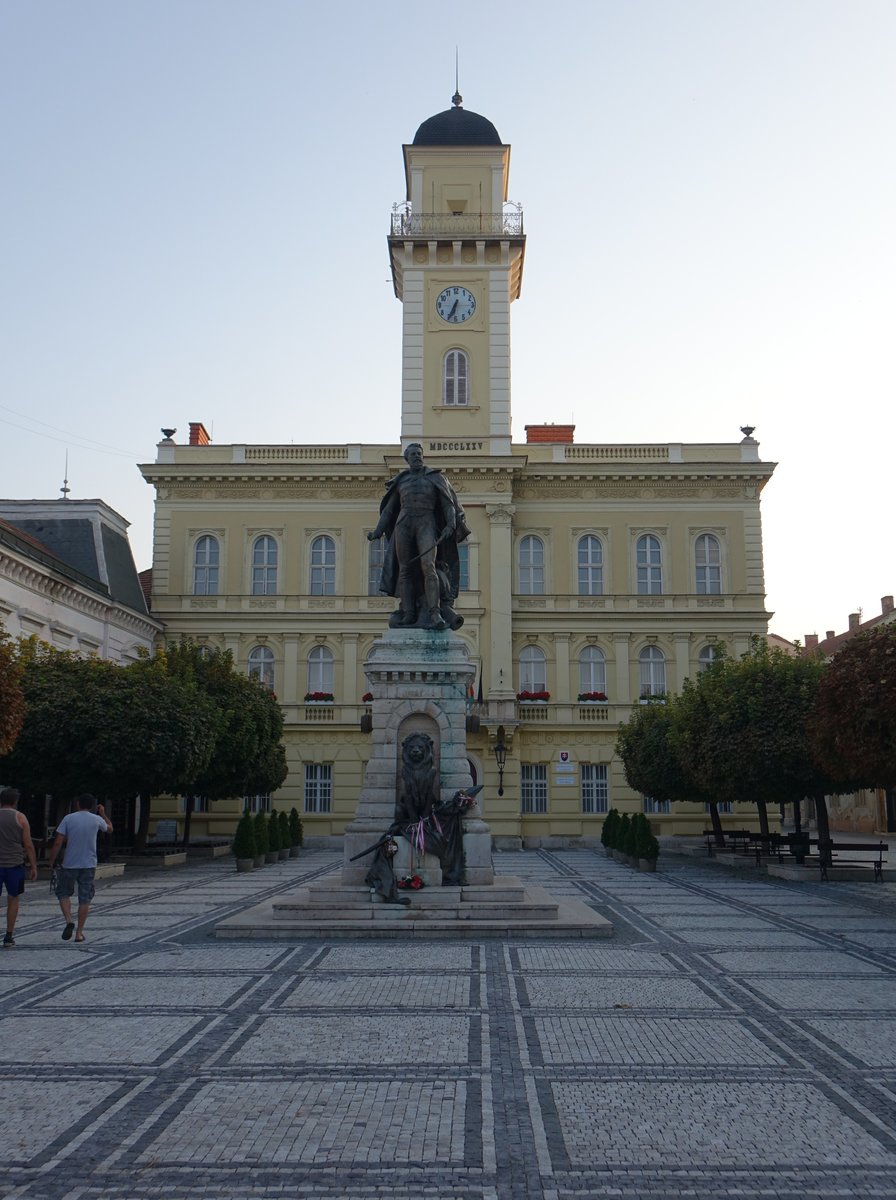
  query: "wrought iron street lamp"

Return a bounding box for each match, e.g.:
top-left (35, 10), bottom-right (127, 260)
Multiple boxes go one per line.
top-left (493, 726), bottom-right (507, 797)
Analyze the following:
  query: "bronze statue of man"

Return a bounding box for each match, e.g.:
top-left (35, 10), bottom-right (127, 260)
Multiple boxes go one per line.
top-left (368, 443), bottom-right (469, 631)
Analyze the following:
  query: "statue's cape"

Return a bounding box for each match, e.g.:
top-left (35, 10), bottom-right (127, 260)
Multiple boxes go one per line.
top-left (376, 467), bottom-right (469, 600)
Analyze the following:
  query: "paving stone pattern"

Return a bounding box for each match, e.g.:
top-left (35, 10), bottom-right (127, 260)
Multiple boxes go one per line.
top-left (2, 847), bottom-right (896, 1198)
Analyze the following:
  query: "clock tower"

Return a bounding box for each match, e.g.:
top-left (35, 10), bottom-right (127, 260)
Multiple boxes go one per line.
top-left (389, 94), bottom-right (525, 453)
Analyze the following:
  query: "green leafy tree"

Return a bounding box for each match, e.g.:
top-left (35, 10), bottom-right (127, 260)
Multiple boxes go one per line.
top-left (158, 642), bottom-right (288, 845)
top-left (1, 646), bottom-right (217, 841)
top-left (679, 640), bottom-right (855, 843)
top-left (0, 632), bottom-right (25, 756)
top-left (810, 622), bottom-right (896, 791)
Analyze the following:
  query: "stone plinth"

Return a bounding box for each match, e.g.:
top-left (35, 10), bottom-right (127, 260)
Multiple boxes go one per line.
top-left (341, 628), bottom-right (493, 887)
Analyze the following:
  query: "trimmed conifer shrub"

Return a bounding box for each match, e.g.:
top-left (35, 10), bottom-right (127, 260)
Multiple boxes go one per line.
top-left (253, 810), bottom-right (269, 856)
top-left (289, 807), bottom-right (303, 848)
top-left (232, 810), bottom-right (256, 859)
top-left (267, 810), bottom-right (281, 852)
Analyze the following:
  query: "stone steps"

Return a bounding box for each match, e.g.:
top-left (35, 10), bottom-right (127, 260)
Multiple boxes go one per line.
top-left (215, 874), bottom-right (613, 939)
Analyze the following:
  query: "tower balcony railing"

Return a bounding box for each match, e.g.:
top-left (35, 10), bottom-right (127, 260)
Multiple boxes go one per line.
top-left (390, 208), bottom-right (523, 237)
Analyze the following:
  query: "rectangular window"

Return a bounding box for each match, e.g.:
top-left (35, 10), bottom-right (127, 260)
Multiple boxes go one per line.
top-left (643, 795), bottom-right (670, 814)
top-left (458, 540), bottom-right (470, 591)
top-left (581, 764), bottom-right (609, 814)
top-left (368, 534), bottom-right (385, 595)
top-left (521, 764), bottom-right (548, 814)
top-left (704, 800), bottom-right (733, 814)
top-left (180, 795), bottom-right (209, 813)
top-left (304, 763), bottom-right (332, 814)
top-left (243, 793), bottom-right (271, 814)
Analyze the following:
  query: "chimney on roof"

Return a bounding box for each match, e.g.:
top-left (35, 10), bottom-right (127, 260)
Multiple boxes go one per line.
top-left (805, 634), bottom-right (819, 651)
top-left (189, 422), bottom-right (211, 446)
top-left (848, 612), bottom-right (861, 632)
top-left (826, 631), bottom-right (835, 641)
top-left (883, 595), bottom-right (894, 615)
top-left (525, 423), bottom-right (575, 444)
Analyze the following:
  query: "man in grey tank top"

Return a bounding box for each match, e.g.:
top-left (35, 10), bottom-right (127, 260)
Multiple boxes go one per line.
top-left (0, 787), bottom-right (38, 948)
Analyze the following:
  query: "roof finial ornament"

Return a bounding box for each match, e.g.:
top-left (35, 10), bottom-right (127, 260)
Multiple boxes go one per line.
top-left (60, 450), bottom-right (71, 500)
top-left (452, 46), bottom-right (462, 108)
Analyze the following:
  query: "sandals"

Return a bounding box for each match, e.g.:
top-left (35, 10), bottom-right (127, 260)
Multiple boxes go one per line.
top-left (62, 922), bottom-right (75, 941)
top-left (75, 933), bottom-right (86, 943)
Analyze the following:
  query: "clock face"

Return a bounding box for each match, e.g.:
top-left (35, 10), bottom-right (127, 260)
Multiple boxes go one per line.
top-left (436, 286), bottom-right (476, 324)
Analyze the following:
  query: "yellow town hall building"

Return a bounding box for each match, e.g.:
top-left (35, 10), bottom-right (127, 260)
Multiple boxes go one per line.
top-left (140, 95), bottom-right (775, 845)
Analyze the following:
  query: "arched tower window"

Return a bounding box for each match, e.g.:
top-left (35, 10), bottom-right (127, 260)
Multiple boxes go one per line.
top-left (310, 535), bottom-right (336, 596)
top-left (251, 536), bottom-right (278, 596)
top-left (193, 535), bottom-right (219, 596)
top-left (443, 349), bottom-right (469, 406)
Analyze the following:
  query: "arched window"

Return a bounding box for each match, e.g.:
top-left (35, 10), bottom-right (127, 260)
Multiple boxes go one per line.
top-left (639, 645), bottom-right (666, 697)
top-left (519, 645), bottom-right (547, 694)
top-left (579, 646), bottom-right (607, 696)
top-left (443, 349), bottom-right (469, 406)
top-left (248, 645), bottom-right (275, 690)
top-left (695, 533), bottom-right (721, 595)
top-left (518, 535), bottom-right (545, 595)
top-left (310, 535), bottom-right (336, 596)
top-left (368, 534), bottom-right (385, 596)
top-left (307, 645), bottom-right (335, 695)
top-left (251, 536), bottom-right (278, 596)
top-left (193, 535), bottom-right (219, 596)
top-left (577, 535), bottom-right (604, 595)
top-left (458, 539), bottom-right (470, 591)
top-left (636, 534), bottom-right (662, 595)
top-left (698, 645), bottom-right (718, 672)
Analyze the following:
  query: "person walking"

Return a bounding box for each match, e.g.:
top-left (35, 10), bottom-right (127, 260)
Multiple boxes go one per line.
top-left (47, 793), bottom-right (113, 943)
top-left (0, 787), bottom-right (38, 948)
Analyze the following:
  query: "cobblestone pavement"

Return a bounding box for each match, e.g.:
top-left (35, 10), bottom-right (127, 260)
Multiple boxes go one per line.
top-left (2, 848), bottom-right (896, 1199)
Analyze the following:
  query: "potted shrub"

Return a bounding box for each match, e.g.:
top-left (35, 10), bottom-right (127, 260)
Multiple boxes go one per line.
top-left (253, 810), bottom-right (268, 867)
top-left (278, 811), bottom-right (291, 860)
top-left (638, 815), bottom-right (660, 872)
top-left (601, 808), bottom-right (618, 858)
top-left (614, 814), bottom-right (631, 863)
top-left (288, 807), bottom-right (303, 857)
top-left (623, 814), bottom-right (639, 864)
top-left (232, 810), bottom-right (256, 872)
top-left (266, 810), bottom-right (281, 863)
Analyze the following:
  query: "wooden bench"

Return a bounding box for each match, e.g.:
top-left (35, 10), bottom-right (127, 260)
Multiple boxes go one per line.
top-left (819, 840), bottom-right (888, 882)
top-left (703, 829), bottom-right (752, 856)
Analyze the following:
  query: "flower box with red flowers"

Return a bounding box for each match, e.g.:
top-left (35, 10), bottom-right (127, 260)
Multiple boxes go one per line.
top-left (304, 692), bottom-right (334, 702)
top-left (578, 692), bottom-right (608, 703)
top-left (517, 690), bottom-right (550, 702)
top-left (361, 692), bottom-right (373, 703)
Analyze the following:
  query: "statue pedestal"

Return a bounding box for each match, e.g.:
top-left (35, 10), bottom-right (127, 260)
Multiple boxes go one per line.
top-left (341, 628), bottom-right (494, 887)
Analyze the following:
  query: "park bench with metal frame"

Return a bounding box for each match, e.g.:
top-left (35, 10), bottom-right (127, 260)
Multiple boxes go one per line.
top-left (818, 839), bottom-right (888, 882)
top-left (703, 829), bottom-right (752, 856)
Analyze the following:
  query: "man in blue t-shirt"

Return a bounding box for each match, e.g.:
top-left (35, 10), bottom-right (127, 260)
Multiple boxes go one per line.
top-left (47, 793), bottom-right (113, 944)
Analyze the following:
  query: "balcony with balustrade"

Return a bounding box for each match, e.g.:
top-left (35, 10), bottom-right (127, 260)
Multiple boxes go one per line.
top-left (389, 206), bottom-right (524, 239)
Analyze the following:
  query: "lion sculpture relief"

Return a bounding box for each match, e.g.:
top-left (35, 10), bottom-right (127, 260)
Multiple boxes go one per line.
top-left (397, 732), bottom-right (439, 824)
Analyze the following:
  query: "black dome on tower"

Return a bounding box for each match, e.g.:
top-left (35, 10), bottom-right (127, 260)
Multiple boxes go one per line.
top-left (412, 94), bottom-right (501, 146)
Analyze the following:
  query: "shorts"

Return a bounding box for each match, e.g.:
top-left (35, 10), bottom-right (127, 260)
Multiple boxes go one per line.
top-left (54, 867), bottom-right (96, 906)
top-left (0, 865), bottom-right (25, 897)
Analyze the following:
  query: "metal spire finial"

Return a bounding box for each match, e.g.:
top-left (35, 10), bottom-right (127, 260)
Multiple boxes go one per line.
top-left (60, 451), bottom-right (70, 500)
top-left (452, 47), bottom-right (462, 108)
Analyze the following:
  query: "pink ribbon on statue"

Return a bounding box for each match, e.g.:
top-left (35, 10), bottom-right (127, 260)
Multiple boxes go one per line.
top-left (407, 819), bottom-right (427, 853)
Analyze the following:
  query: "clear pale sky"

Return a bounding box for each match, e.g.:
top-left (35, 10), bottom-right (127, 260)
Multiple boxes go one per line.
top-left (2, 1), bottom-right (893, 642)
